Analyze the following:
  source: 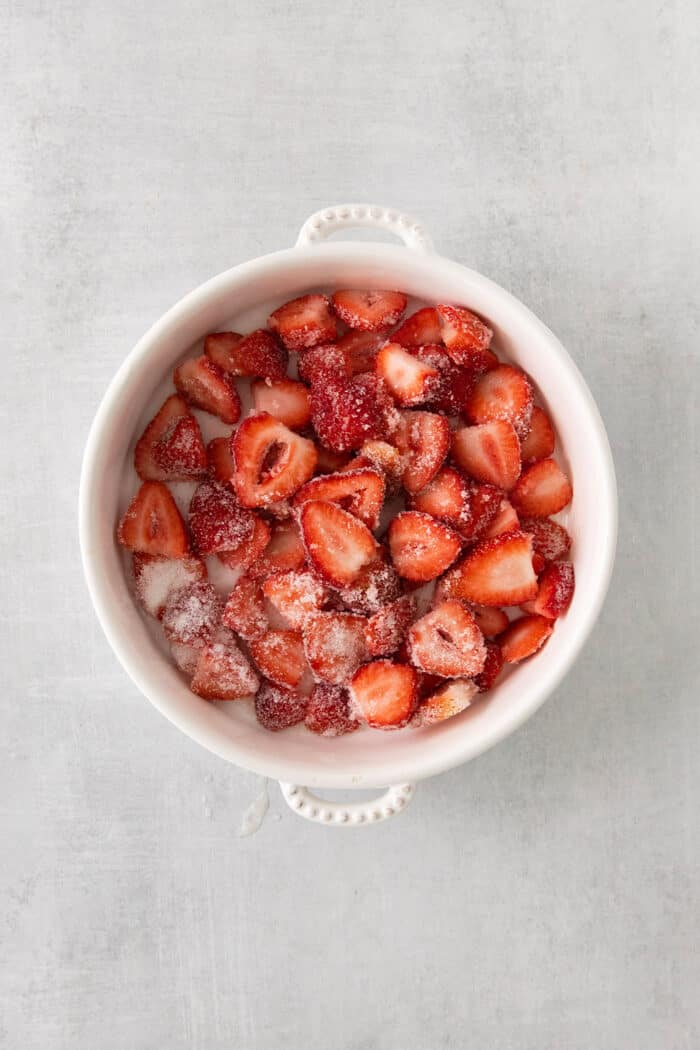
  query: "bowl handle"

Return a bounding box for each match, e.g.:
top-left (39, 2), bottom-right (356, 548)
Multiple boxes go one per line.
top-left (295, 203), bottom-right (434, 253)
top-left (278, 781), bottom-right (416, 826)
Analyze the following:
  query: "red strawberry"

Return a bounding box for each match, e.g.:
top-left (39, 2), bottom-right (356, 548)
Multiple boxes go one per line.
top-left (376, 342), bottom-right (440, 406)
top-left (436, 304), bottom-right (496, 371)
top-left (207, 436), bottom-right (236, 485)
top-left (521, 562), bottom-right (575, 619)
top-left (336, 329), bottom-right (388, 375)
top-left (422, 355), bottom-right (477, 416)
top-left (305, 685), bottom-right (359, 736)
top-left (388, 511), bottom-right (462, 581)
top-left (469, 604), bottom-right (509, 638)
top-left (331, 289), bottom-right (407, 331)
top-left (465, 364), bottom-right (533, 438)
top-left (293, 468), bottom-right (385, 529)
top-left (302, 612), bottom-right (368, 684)
top-left (482, 498), bottom-right (519, 539)
top-left (222, 573), bottom-right (268, 640)
top-left (297, 343), bottom-right (346, 385)
top-left (499, 614), bottom-right (553, 662)
top-left (410, 467), bottom-right (473, 533)
top-left (392, 306), bottom-right (442, 347)
top-left (117, 481), bottom-right (190, 558)
top-left (519, 405), bottom-right (555, 464)
top-left (407, 601), bottom-right (486, 678)
top-left (365, 595), bottom-right (417, 657)
top-left (415, 678), bottom-right (479, 726)
top-left (393, 410), bottom-right (450, 494)
top-left (250, 519), bottom-right (306, 578)
top-left (310, 372), bottom-right (398, 452)
top-left (262, 569), bottom-right (328, 628)
top-left (251, 378), bottom-right (311, 430)
top-left (203, 331), bottom-right (243, 372)
top-left (349, 661), bottom-right (418, 729)
top-left (134, 394), bottom-right (207, 482)
top-left (249, 629), bottom-right (310, 688)
top-left (442, 531), bottom-right (538, 606)
top-left (461, 482), bottom-right (503, 543)
top-left (217, 515), bottom-right (271, 572)
top-left (452, 420), bottom-right (521, 491)
top-left (132, 553), bottom-right (206, 619)
top-left (342, 440), bottom-right (405, 497)
top-left (170, 641), bottom-right (201, 677)
top-left (336, 560), bottom-right (402, 615)
top-left (232, 413), bottom-right (317, 507)
top-left (474, 641), bottom-right (504, 691)
top-left (162, 581), bottom-right (224, 647)
top-left (190, 629), bottom-right (260, 700)
top-left (300, 500), bottom-right (379, 588)
top-left (206, 328), bottom-right (288, 379)
top-left (315, 445), bottom-right (352, 474)
top-left (189, 479), bottom-right (255, 555)
top-left (255, 680), bottom-right (308, 730)
top-left (269, 294), bottom-right (337, 350)
top-left (511, 459), bottom-right (573, 517)
top-left (520, 516), bottom-right (572, 564)
top-left (173, 355), bottom-right (241, 424)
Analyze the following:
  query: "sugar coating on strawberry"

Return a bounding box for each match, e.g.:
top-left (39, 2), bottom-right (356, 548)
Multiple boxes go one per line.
top-left (191, 629), bottom-right (260, 700)
top-left (315, 445), bottom-right (352, 475)
top-left (351, 440), bottom-right (405, 496)
top-left (203, 331), bottom-right (242, 371)
top-left (520, 517), bottom-right (572, 564)
top-left (222, 574), bottom-right (268, 640)
top-left (365, 595), bottom-right (417, 657)
top-left (189, 479), bottom-right (255, 555)
top-left (451, 420), bottom-right (521, 491)
top-left (310, 373), bottom-right (399, 452)
top-left (376, 342), bottom-right (441, 407)
top-left (331, 289), bottom-right (407, 331)
top-left (251, 378), bottom-right (311, 430)
top-left (411, 467), bottom-right (473, 532)
top-left (294, 468), bottom-right (385, 530)
top-left (297, 343), bottom-right (346, 385)
top-left (206, 328), bottom-right (288, 379)
top-left (170, 641), bottom-right (201, 677)
top-left (335, 329), bottom-right (388, 375)
top-left (250, 519), bottom-right (306, 578)
top-left (468, 604), bottom-right (509, 638)
top-left (349, 660), bottom-right (418, 729)
top-left (392, 307), bottom-right (442, 347)
top-left (133, 554), bottom-right (206, 619)
top-left (511, 459), bottom-right (573, 518)
top-left (207, 436), bottom-right (236, 485)
top-left (302, 612), bottom-right (368, 684)
top-left (407, 600), bottom-right (486, 678)
top-left (249, 629), bottom-right (309, 688)
top-left (262, 570), bottom-right (328, 628)
top-left (412, 345), bottom-right (477, 416)
top-left (394, 411), bottom-right (451, 494)
top-left (268, 294), bottom-right (337, 351)
top-left (173, 355), bottom-right (241, 424)
top-left (522, 561), bottom-right (575, 619)
top-left (300, 500), bottom-right (380, 589)
top-left (117, 481), bottom-right (190, 559)
top-left (436, 304), bottom-right (495, 371)
top-left (474, 641), bottom-right (504, 691)
top-left (519, 405), bottom-right (555, 464)
top-left (443, 530), bottom-right (538, 607)
top-left (305, 685), bottom-right (359, 736)
top-left (482, 498), bottom-right (519, 539)
top-left (415, 678), bottom-right (479, 726)
top-left (217, 515), bottom-right (271, 573)
top-left (135, 394), bottom-right (207, 482)
top-left (162, 581), bottom-right (224, 647)
top-left (255, 680), bottom-right (308, 731)
top-left (388, 511), bottom-right (462, 582)
top-left (466, 364), bottom-right (534, 438)
top-left (232, 413), bottom-right (317, 507)
top-left (336, 559), bottom-right (402, 615)
top-left (499, 614), bottom-right (553, 663)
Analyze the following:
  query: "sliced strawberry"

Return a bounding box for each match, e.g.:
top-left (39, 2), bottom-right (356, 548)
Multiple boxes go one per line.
top-left (302, 612), bottom-right (368, 684)
top-left (207, 436), bottom-right (236, 485)
top-left (305, 684), bottom-right (359, 736)
top-left (222, 573), bottom-right (268, 640)
top-left (415, 349), bottom-right (477, 416)
top-left (190, 628), bottom-right (260, 700)
top-left (442, 531), bottom-right (538, 606)
top-left (117, 481), bottom-right (190, 558)
top-left (297, 343), bottom-right (346, 385)
top-left (520, 516), bottom-right (572, 564)
top-left (365, 595), bottom-right (417, 657)
top-left (532, 552), bottom-right (547, 576)
top-left (173, 355), bottom-right (241, 424)
top-left (468, 604), bottom-right (509, 638)
top-left (255, 680), bottom-right (308, 730)
top-left (337, 560), bottom-right (402, 614)
top-left (452, 420), bottom-right (521, 491)
top-left (206, 327), bottom-right (288, 380)
top-left (170, 641), bottom-right (201, 677)
top-left (376, 342), bottom-right (440, 406)
top-left (392, 306), bottom-right (442, 347)
top-left (263, 499), bottom-right (293, 520)
top-left (511, 459), bottom-right (573, 517)
top-left (162, 581), bottom-right (224, 647)
top-left (499, 614), bottom-right (553, 662)
top-left (132, 553), bottom-right (206, 619)
top-left (331, 289), bottom-right (407, 331)
top-left (249, 629), bottom-right (309, 688)
top-left (352, 440), bottom-right (405, 496)
top-left (217, 515), bottom-right (272, 572)
top-left (407, 601), bottom-right (486, 678)
top-left (268, 294), bottom-right (337, 350)
top-left (436, 304), bottom-right (496, 371)
top-left (465, 364), bottom-right (533, 438)
top-left (251, 378), bottom-right (311, 430)
top-left (388, 511), bottom-right (462, 582)
top-left (415, 678), bottom-right (479, 726)
top-left (349, 660), bottom-right (418, 729)
top-left (134, 394), bottom-right (207, 482)
top-left (410, 467), bottom-right (473, 532)
top-left (474, 641), bottom-right (504, 691)
top-left (336, 329), bottom-right (388, 375)
top-left (203, 331), bottom-right (243, 372)
top-left (262, 569), bottom-right (328, 628)
top-left (482, 498), bottom-right (519, 539)
top-left (315, 445), bottom-right (352, 474)
top-left (393, 410), bottom-right (450, 494)
top-left (300, 500), bottom-right (379, 588)
top-left (232, 413), bottom-right (317, 507)
top-left (250, 519), bottom-right (306, 578)
top-left (521, 562), bottom-right (575, 619)
top-left (519, 405), bottom-right (555, 464)
top-left (310, 372), bottom-right (398, 452)
top-left (294, 468), bottom-right (385, 529)
top-left (461, 482), bottom-right (503, 543)
top-left (189, 480), bottom-right (255, 555)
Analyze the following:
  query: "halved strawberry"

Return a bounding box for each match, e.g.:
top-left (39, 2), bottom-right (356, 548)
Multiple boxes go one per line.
top-left (520, 516), bottom-right (572, 564)
top-left (134, 394), bottom-right (207, 482)
top-left (331, 289), bottom-right (407, 331)
top-left (170, 641), bottom-right (201, 677)
top-left (255, 680), bottom-right (308, 730)
top-left (519, 405), bottom-right (555, 464)
top-left (207, 436), bottom-right (236, 485)
top-left (410, 467), bottom-right (473, 533)
top-left (297, 343), bottom-right (346, 385)
top-left (376, 342), bottom-right (440, 406)
top-left (474, 641), bottom-right (504, 691)
top-left (393, 410), bottom-right (450, 494)
top-left (217, 515), bottom-right (272, 573)
top-left (388, 511), bottom-right (462, 581)
top-left (162, 581), bottom-right (224, 647)
top-left (249, 629), bottom-right (310, 688)
top-left (203, 331), bottom-right (243, 372)
top-left (469, 604), bottom-right (509, 638)
top-left (482, 498), bottom-right (519, 539)
top-left (336, 560), bottom-right (402, 614)
top-left (302, 611), bottom-right (368, 684)
top-left (521, 562), bottom-right (575, 619)
top-left (392, 306), bottom-right (442, 347)
top-left (415, 678), bottom-right (479, 726)
top-left (452, 420), bottom-right (521, 491)
top-left (305, 684), bottom-right (359, 736)
top-left (189, 480), bottom-right (255, 555)
top-left (511, 459), bottom-right (573, 517)
top-left (442, 531), bottom-right (538, 606)
top-left (251, 378), bottom-right (311, 430)
top-left (262, 569), bottom-right (328, 628)
top-left (191, 629), bottom-right (260, 700)
top-left (232, 413), bottom-right (317, 507)
top-left (314, 445), bottom-right (351, 475)
top-left (465, 364), bottom-right (533, 438)
top-left (407, 601), bottom-right (486, 678)
top-left (300, 500), bottom-right (379, 588)
top-left (336, 329), bottom-right (388, 375)
top-left (249, 519), bottom-right (306, 578)
top-left (117, 481), bottom-right (190, 558)
top-left (499, 614), bottom-right (553, 662)
top-left (421, 354), bottom-right (477, 416)
top-left (206, 327), bottom-right (288, 379)
top-left (269, 294), bottom-right (337, 350)
top-left (436, 304), bottom-right (496, 371)
top-left (343, 440), bottom-right (405, 497)
top-left (173, 355), bottom-right (241, 424)
top-left (293, 468), bottom-right (385, 529)
top-left (222, 573), bottom-right (268, 640)
top-left (310, 373), bottom-right (398, 452)
top-left (460, 482), bottom-right (503, 543)
top-left (349, 660), bottom-right (418, 728)
top-left (365, 595), bottom-right (417, 657)
top-left (132, 553), bottom-right (206, 619)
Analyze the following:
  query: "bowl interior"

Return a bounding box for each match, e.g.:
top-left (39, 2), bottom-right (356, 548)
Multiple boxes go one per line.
top-left (81, 244), bottom-right (616, 788)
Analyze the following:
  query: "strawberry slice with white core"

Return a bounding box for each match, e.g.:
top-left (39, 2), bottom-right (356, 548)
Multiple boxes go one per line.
top-left (466, 364), bottom-right (534, 438)
top-left (293, 468), bottom-right (385, 529)
top-left (190, 629), bottom-right (260, 700)
top-left (407, 600), bottom-right (486, 678)
top-left (251, 378), bottom-right (311, 430)
top-left (521, 562), bottom-right (575, 618)
top-left (173, 355), bottom-right (241, 424)
top-left (217, 515), bottom-right (271, 572)
top-left (132, 554), bottom-right (206, 619)
top-left (206, 328), bottom-right (288, 379)
top-left (394, 410), bottom-right (450, 494)
top-left (222, 574), bottom-right (268, 640)
top-left (162, 581), bottom-right (224, 647)
top-left (499, 614), bottom-right (553, 663)
top-left (392, 307), bottom-right (442, 347)
top-left (262, 570), bottom-right (329, 628)
top-left (468, 604), bottom-right (509, 638)
top-left (302, 612), bottom-right (368, 684)
top-left (436, 304), bottom-right (496, 371)
top-left (474, 641), bottom-right (504, 691)
top-left (203, 331), bottom-right (243, 372)
top-left (117, 481), bottom-right (190, 558)
top-left (300, 500), bottom-right (380, 588)
top-left (331, 289), bottom-right (407, 331)
top-left (189, 479), bottom-right (255, 556)
top-left (268, 294), bottom-right (337, 350)
top-left (388, 511), bottom-right (462, 582)
top-left (335, 329), bottom-right (388, 375)
top-left (519, 405), bottom-right (555, 464)
top-left (232, 413), bottom-right (317, 508)
top-left (411, 467), bottom-right (473, 532)
top-left (337, 560), bottom-right (402, 615)
top-left (305, 685), bottom-right (359, 736)
top-left (443, 531), bottom-right (538, 606)
top-left (255, 681), bottom-right (308, 731)
top-left (206, 436), bottom-right (236, 485)
top-left (511, 459), bottom-right (573, 517)
top-left (482, 498), bottom-right (520, 539)
top-left (365, 595), bottom-right (417, 657)
top-left (250, 519), bottom-right (306, 579)
top-left (415, 678), bottom-right (479, 726)
top-left (375, 342), bottom-right (440, 406)
top-left (349, 661), bottom-right (418, 729)
top-left (520, 516), bottom-right (572, 565)
top-left (134, 394), bottom-right (207, 482)
top-left (452, 420), bottom-right (521, 491)
top-left (249, 629), bottom-right (310, 688)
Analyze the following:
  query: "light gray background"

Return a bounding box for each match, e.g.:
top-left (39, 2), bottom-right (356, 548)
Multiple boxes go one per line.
top-left (2, 1), bottom-right (698, 1048)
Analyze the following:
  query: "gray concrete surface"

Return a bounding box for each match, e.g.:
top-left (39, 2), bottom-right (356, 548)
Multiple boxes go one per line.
top-left (2, 1), bottom-right (699, 1047)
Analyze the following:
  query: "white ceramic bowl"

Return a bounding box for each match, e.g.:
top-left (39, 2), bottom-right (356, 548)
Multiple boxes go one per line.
top-left (79, 204), bottom-right (617, 826)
